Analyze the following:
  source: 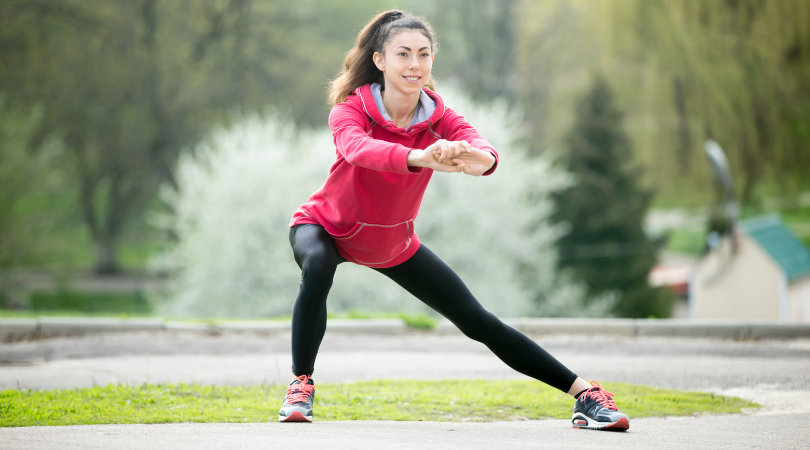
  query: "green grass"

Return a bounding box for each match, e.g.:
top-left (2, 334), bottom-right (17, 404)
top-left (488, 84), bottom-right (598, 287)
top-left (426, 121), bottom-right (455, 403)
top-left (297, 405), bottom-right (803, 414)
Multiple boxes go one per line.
top-left (0, 310), bottom-right (157, 319)
top-left (29, 290), bottom-right (151, 314)
top-left (331, 310), bottom-right (438, 330)
top-left (665, 228), bottom-right (706, 255)
top-left (780, 205), bottom-right (810, 248)
top-left (0, 380), bottom-right (757, 427)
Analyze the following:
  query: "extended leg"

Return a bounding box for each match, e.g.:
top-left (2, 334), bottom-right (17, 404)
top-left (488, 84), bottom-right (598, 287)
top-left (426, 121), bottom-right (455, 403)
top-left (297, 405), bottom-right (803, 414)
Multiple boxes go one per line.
top-left (375, 244), bottom-right (578, 392)
top-left (289, 224), bottom-right (343, 376)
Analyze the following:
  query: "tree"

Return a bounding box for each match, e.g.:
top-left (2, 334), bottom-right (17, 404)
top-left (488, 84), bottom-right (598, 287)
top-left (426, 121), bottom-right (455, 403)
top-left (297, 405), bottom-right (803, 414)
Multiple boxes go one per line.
top-left (515, 0), bottom-right (810, 208)
top-left (631, 0), bottom-right (810, 205)
top-left (0, 0), bottom-right (392, 274)
top-left (411, 0), bottom-right (519, 102)
top-left (551, 77), bottom-right (672, 318)
top-left (158, 88), bottom-right (607, 318)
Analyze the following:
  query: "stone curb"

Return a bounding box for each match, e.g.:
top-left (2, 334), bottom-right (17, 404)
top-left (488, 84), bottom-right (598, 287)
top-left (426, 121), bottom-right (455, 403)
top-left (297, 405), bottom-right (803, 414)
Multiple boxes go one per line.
top-left (2, 317), bottom-right (810, 340)
top-left (435, 318), bottom-right (810, 339)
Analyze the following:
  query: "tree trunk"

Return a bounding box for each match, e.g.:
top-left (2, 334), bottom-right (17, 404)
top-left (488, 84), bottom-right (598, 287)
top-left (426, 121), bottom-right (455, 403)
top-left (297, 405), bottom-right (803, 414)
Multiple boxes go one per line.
top-left (673, 77), bottom-right (692, 173)
top-left (93, 237), bottom-right (119, 275)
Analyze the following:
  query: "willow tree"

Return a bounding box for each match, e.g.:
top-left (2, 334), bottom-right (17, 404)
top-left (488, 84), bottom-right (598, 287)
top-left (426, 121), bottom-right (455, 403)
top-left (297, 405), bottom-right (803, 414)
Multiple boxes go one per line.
top-left (516, 0), bottom-right (810, 206)
top-left (632, 0), bottom-right (810, 205)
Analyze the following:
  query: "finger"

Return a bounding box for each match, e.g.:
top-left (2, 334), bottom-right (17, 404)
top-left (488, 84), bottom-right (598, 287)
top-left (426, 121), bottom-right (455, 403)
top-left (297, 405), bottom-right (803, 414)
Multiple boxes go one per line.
top-left (451, 142), bottom-right (464, 158)
top-left (461, 140), bottom-right (472, 153)
top-left (450, 158), bottom-right (467, 173)
top-left (439, 161), bottom-right (461, 173)
top-left (440, 140), bottom-right (451, 162)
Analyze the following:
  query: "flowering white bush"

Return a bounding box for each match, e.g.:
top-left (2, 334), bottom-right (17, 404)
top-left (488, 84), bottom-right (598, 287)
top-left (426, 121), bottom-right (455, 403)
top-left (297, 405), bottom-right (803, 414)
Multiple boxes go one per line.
top-left (153, 89), bottom-right (613, 318)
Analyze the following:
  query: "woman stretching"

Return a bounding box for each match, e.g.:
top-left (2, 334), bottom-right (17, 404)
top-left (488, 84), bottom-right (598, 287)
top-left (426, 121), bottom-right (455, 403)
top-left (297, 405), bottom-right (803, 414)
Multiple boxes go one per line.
top-left (280, 10), bottom-right (629, 431)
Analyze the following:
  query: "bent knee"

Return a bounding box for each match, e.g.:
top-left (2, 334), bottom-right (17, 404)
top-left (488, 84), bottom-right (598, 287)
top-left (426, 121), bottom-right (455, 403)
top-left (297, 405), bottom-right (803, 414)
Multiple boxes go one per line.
top-left (301, 249), bottom-right (339, 282)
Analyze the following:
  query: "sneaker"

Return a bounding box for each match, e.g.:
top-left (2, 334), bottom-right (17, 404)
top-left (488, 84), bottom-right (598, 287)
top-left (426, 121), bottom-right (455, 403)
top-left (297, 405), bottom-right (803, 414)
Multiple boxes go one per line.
top-left (571, 381), bottom-right (630, 431)
top-left (278, 375), bottom-right (315, 422)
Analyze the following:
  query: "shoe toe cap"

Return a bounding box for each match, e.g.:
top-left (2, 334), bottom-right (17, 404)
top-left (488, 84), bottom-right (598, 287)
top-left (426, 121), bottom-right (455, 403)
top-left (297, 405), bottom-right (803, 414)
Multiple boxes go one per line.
top-left (279, 404), bottom-right (312, 417)
top-left (596, 410), bottom-right (628, 423)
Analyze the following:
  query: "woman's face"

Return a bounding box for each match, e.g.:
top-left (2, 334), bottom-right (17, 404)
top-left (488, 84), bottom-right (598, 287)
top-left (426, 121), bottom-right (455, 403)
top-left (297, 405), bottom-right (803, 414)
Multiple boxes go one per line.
top-left (373, 30), bottom-right (433, 97)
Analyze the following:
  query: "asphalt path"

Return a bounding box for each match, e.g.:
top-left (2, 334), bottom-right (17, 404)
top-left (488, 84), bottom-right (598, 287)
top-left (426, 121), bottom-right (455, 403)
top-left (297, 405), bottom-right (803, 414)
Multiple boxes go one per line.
top-left (2, 330), bottom-right (810, 449)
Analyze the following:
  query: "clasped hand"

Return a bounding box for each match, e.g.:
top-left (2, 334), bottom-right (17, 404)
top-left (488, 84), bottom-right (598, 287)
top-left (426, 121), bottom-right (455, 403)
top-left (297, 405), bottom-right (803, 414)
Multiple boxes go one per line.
top-left (408, 140), bottom-right (495, 177)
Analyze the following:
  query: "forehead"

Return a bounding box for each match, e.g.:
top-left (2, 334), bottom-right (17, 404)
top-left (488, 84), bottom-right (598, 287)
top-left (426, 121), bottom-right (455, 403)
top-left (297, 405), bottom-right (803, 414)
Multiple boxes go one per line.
top-left (386, 29), bottom-right (432, 51)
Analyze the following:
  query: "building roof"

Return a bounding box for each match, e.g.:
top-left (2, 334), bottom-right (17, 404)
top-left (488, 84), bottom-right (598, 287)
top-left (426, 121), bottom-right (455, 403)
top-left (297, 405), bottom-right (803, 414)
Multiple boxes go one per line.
top-left (741, 215), bottom-right (810, 282)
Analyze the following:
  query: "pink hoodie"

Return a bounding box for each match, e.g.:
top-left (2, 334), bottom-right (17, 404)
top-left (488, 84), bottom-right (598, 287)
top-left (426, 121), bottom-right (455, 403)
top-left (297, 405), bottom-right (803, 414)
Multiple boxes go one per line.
top-left (290, 83), bottom-right (499, 268)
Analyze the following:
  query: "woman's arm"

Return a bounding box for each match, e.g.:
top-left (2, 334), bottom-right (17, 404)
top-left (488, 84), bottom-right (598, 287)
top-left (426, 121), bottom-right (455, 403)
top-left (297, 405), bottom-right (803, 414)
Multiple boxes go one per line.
top-left (406, 147), bottom-right (465, 173)
top-left (440, 108), bottom-right (500, 176)
top-left (330, 104), bottom-right (466, 174)
top-left (329, 104), bottom-right (418, 174)
top-left (447, 148), bottom-right (496, 176)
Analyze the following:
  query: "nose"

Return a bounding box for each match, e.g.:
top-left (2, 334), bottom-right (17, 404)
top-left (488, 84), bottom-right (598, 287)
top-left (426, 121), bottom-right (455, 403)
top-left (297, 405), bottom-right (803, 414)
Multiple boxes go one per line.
top-left (408, 54), bottom-right (419, 69)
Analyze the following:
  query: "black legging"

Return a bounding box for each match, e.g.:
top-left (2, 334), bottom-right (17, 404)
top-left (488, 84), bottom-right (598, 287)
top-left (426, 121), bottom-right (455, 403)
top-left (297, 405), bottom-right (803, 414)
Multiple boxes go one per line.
top-left (289, 224), bottom-right (578, 393)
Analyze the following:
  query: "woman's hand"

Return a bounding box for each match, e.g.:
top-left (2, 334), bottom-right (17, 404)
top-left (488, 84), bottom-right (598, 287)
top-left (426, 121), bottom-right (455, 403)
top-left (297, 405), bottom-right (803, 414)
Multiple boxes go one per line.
top-left (427, 139), bottom-right (473, 163)
top-left (407, 149), bottom-right (464, 173)
top-left (448, 148), bottom-right (496, 176)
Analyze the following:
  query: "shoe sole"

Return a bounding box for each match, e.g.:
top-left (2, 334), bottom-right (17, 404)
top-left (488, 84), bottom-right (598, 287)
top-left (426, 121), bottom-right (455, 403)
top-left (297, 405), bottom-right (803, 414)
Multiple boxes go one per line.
top-left (572, 414), bottom-right (629, 431)
top-left (278, 411), bottom-right (312, 423)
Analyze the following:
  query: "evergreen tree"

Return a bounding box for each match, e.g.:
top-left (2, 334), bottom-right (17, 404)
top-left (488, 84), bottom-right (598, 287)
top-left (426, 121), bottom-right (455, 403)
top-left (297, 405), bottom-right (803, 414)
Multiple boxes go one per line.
top-left (551, 76), bottom-right (672, 318)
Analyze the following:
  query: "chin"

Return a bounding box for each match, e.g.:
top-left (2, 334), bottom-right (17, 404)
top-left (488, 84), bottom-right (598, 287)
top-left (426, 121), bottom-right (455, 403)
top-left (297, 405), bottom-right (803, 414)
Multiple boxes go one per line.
top-left (400, 82), bottom-right (426, 93)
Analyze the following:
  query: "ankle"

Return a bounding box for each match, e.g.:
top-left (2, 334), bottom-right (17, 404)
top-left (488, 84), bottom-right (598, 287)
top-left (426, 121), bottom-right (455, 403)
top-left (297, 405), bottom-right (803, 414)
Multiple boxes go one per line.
top-left (567, 377), bottom-right (593, 397)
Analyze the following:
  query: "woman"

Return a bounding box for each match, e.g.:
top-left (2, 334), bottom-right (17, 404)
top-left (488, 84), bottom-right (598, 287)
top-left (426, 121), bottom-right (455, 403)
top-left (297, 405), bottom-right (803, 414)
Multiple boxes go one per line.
top-left (279, 10), bottom-right (629, 431)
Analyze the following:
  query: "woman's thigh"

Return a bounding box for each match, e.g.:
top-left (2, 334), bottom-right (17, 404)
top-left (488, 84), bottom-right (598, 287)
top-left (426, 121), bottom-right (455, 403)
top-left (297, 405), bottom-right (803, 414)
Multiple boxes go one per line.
top-left (374, 244), bottom-right (491, 327)
top-left (289, 224), bottom-right (345, 272)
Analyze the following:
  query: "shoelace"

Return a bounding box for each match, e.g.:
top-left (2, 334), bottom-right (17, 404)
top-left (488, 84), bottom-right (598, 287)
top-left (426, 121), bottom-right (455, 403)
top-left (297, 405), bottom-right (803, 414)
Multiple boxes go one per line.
top-left (583, 381), bottom-right (619, 410)
top-left (285, 375), bottom-right (315, 404)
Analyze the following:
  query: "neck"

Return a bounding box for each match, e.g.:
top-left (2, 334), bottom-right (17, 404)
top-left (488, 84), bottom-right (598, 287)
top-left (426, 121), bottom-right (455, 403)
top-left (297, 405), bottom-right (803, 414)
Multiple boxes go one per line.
top-left (381, 87), bottom-right (420, 128)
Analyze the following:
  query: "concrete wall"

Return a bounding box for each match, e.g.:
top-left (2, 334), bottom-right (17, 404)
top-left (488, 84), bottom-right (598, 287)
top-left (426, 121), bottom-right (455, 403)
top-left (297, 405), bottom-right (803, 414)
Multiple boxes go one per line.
top-left (789, 276), bottom-right (810, 322)
top-left (693, 233), bottom-right (783, 320)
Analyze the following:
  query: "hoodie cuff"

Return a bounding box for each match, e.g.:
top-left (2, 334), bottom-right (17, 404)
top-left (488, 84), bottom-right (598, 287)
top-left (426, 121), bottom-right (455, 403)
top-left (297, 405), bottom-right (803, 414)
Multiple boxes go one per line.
top-left (394, 146), bottom-right (423, 174)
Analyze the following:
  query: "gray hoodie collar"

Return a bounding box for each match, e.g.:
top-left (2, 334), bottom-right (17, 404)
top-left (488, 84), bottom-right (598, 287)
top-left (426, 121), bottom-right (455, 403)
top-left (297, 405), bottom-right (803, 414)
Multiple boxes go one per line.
top-left (370, 82), bottom-right (436, 131)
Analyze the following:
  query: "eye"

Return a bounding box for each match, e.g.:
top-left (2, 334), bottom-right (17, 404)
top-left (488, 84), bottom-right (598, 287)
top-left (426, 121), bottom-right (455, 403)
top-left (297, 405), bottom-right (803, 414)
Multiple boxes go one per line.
top-left (420, 52), bottom-right (430, 58)
top-left (398, 52), bottom-right (407, 57)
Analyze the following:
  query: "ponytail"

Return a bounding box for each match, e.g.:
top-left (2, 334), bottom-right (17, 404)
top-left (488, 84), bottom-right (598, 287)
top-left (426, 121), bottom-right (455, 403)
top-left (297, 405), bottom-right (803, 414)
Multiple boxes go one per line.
top-left (327, 10), bottom-right (437, 106)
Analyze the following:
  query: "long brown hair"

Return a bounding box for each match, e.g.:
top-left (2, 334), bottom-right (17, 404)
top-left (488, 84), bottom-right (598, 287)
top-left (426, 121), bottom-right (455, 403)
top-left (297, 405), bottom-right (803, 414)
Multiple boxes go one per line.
top-left (328, 10), bottom-right (438, 106)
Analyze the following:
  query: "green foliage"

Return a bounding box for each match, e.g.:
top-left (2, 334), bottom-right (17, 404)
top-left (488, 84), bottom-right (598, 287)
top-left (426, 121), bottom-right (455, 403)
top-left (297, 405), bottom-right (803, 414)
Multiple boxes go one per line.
top-left (409, 0), bottom-right (518, 101)
top-left (631, 0), bottom-right (810, 204)
top-left (0, 102), bottom-right (49, 271)
top-left (0, 380), bottom-right (756, 426)
top-left (0, 0), bottom-right (395, 274)
top-left (516, 0), bottom-right (810, 208)
top-left (551, 77), bottom-right (672, 318)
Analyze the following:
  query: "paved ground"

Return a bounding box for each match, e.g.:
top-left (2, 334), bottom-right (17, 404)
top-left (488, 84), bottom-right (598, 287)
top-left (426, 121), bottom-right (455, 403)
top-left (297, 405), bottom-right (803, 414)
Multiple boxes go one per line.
top-left (2, 331), bottom-right (810, 449)
top-left (1, 416), bottom-right (803, 450)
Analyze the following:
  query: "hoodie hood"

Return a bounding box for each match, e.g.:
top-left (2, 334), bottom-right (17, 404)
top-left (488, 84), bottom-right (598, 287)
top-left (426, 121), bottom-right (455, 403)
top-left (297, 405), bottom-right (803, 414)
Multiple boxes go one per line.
top-left (354, 83), bottom-right (445, 136)
top-left (370, 83), bottom-right (436, 132)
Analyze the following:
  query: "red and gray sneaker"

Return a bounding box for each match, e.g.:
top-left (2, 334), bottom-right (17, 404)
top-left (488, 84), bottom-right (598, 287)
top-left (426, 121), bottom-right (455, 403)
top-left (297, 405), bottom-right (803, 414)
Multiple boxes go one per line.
top-left (278, 375), bottom-right (315, 422)
top-left (571, 381), bottom-right (630, 431)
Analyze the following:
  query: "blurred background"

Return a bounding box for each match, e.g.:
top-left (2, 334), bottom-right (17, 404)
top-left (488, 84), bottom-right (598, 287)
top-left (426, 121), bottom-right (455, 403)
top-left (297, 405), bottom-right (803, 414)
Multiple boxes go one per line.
top-left (1, 0), bottom-right (808, 322)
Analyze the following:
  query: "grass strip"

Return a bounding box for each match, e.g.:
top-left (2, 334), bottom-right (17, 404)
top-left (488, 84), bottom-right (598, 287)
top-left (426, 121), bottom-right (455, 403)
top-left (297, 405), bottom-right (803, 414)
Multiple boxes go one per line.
top-left (1, 380), bottom-right (756, 426)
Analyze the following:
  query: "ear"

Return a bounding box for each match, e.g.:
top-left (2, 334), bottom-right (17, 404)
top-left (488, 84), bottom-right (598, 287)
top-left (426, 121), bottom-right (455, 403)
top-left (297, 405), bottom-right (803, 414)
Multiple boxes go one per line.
top-left (373, 52), bottom-right (385, 71)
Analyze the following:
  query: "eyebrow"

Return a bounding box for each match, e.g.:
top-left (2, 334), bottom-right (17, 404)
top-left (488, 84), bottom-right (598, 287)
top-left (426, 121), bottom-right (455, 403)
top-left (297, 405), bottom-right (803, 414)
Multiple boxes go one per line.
top-left (396, 46), bottom-right (431, 51)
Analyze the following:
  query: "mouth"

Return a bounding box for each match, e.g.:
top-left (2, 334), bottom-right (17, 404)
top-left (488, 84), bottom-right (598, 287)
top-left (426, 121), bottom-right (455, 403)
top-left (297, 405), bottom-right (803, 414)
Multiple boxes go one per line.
top-left (403, 75), bottom-right (422, 82)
